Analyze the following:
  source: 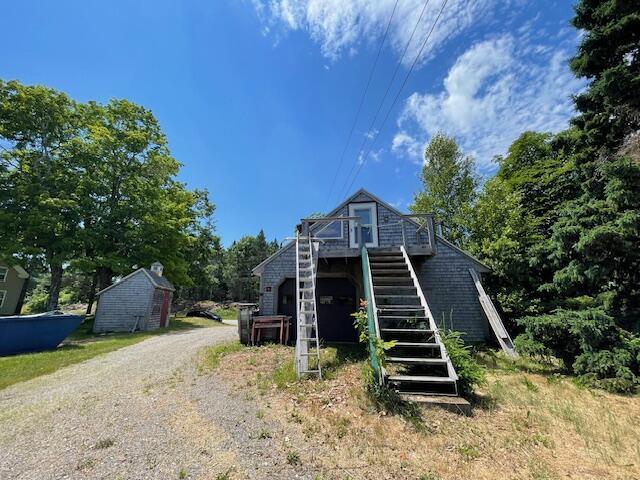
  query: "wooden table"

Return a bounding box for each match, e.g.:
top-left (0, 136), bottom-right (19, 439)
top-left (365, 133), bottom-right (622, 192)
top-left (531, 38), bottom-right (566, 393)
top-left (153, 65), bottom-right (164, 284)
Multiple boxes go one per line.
top-left (251, 315), bottom-right (291, 345)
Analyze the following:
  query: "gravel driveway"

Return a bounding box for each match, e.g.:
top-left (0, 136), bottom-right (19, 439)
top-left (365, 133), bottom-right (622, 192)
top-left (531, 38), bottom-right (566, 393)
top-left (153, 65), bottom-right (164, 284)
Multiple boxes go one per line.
top-left (0, 326), bottom-right (313, 480)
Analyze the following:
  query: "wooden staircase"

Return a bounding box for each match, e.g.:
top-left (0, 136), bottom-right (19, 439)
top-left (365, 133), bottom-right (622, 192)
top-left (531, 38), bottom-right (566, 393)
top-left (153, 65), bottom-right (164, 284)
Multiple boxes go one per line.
top-left (369, 247), bottom-right (458, 397)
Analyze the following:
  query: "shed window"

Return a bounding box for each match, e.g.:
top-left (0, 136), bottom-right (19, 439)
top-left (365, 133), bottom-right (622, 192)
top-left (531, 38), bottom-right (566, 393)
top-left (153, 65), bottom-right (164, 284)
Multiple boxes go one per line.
top-left (314, 220), bottom-right (344, 240)
top-left (0, 267), bottom-right (7, 283)
top-left (0, 290), bottom-right (5, 307)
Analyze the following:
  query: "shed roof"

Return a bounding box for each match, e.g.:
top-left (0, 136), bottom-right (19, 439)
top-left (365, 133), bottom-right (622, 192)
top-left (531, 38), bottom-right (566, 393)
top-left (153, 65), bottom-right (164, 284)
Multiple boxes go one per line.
top-left (96, 267), bottom-right (175, 296)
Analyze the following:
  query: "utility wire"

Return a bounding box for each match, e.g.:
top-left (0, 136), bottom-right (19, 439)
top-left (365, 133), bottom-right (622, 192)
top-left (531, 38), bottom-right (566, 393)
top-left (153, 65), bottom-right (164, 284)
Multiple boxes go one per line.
top-left (323, 0), bottom-right (400, 211)
top-left (342, 0), bottom-right (449, 198)
top-left (336, 0), bottom-right (432, 203)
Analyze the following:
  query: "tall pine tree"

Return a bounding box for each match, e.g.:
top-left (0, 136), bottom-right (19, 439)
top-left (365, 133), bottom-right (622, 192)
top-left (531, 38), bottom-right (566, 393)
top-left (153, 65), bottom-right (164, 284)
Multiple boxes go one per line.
top-left (545, 0), bottom-right (640, 330)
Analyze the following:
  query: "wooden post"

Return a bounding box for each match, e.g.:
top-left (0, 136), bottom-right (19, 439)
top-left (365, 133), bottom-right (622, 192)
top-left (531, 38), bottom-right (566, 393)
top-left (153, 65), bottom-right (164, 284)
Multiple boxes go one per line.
top-left (357, 222), bottom-right (363, 250)
top-left (401, 218), bottom-right (406, 248)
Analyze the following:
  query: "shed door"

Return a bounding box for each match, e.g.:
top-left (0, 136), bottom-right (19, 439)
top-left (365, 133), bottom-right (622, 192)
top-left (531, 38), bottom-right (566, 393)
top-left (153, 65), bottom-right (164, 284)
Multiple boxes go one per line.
top-left (160, 291), bottom-right (171, 327)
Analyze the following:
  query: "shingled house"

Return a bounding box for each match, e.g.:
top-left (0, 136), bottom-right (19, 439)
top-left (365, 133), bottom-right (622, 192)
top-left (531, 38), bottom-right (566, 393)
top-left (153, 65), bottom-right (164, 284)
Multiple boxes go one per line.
top-left (251, 189), bottom-right (515, 397)
top-left (93, 262), bottom-right (175, 333)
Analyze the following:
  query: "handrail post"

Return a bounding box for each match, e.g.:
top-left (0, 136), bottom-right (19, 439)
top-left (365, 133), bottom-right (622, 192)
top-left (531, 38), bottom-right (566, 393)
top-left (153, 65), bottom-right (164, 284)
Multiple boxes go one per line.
top-left (357, 222), bottom-right (363, 250)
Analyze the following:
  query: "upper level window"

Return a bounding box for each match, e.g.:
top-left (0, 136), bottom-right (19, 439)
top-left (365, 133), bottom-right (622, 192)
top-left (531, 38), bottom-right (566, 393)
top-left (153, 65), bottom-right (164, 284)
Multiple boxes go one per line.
top-left (314, 220), bottom-right (344, 240)
top-left (0, 267), bottom-right (8, 283)
top-left (0, 290), bottom-right (5, 307)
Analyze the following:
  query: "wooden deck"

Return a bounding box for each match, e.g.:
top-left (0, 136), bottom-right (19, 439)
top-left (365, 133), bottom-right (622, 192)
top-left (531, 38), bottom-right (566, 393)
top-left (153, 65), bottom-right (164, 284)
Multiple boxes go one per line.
top-left (317, 246), bottom-right (434, 258)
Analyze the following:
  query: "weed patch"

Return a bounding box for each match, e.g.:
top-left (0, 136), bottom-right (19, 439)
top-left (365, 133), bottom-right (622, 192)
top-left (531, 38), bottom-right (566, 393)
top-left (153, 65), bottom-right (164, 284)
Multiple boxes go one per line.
top-left (198, 341), bottom-right (242, 372)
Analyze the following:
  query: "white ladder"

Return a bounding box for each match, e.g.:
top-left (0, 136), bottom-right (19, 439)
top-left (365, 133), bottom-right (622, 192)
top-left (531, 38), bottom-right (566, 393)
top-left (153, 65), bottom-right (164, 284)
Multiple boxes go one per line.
top-left (295, 233), bottom-right (322, 378)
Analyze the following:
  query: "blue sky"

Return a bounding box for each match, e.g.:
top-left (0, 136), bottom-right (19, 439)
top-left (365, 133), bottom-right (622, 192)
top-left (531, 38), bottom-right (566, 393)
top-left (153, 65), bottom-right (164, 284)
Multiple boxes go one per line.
top-left (1, 1), bottom-right (584, 246)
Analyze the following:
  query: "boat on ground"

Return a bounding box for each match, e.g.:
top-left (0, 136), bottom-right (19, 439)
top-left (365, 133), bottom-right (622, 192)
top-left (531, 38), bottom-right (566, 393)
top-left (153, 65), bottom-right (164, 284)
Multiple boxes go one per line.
top-left (0, 312), bottom-right (83, 356)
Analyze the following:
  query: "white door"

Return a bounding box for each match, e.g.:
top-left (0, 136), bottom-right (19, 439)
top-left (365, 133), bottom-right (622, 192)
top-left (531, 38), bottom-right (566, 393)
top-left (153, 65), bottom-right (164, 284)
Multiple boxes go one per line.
top-left (349, 202), bottom-right (378, 248)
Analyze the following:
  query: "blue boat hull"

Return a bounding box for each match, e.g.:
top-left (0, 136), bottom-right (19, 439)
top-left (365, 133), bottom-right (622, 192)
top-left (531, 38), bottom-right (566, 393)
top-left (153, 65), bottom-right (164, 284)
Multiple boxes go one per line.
top-left (0, 313), bottom-right (83, 356)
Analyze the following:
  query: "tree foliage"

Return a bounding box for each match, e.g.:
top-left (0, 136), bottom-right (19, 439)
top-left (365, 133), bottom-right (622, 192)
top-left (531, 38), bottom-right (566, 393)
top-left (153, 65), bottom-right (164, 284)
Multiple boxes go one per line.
top-left (0, 80), bottom-right (217, 309)
top-left (410, 132), bottom-right (478, 246)
top-left (465, 1), bottom-right (640, 392)
top-left (223, 230), bottom-right (278, 302)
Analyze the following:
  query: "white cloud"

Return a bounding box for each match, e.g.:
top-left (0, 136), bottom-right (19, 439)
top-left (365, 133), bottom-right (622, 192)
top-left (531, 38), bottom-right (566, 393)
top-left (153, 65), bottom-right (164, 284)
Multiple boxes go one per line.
top-left (393, 34), bottom-right (585, 172)
top-left (251, 0), bottom-right (505, 65)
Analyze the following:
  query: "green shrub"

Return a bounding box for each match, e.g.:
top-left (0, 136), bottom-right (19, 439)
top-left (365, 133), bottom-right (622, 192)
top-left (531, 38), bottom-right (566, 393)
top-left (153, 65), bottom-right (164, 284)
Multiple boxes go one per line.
top-left (516, 308), bottom-right (639, 393)
top-left (23, 283), bottom-right (49, 313)
top-left (439, 329), bottom-right (486, 396)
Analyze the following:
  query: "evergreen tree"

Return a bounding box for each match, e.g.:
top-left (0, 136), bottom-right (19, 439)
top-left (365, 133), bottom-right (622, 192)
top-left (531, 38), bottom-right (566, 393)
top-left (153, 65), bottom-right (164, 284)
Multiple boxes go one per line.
top-left (545, 0), bottom-right (640, 330)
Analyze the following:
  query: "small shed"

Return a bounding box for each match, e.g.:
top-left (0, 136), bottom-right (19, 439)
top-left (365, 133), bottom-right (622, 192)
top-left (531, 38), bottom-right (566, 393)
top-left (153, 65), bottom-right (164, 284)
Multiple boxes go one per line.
top-left (93, 262), bottom-right (175, 333)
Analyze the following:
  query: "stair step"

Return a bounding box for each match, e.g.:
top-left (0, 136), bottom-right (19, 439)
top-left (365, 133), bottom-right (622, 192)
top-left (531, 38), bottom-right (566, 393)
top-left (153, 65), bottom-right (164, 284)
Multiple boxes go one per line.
top-left (298, 323), bottom-right (317, 328)
top-left (375, 295), bottom-right (419, 299)
top-left (300, 369), bottom-right (321, 373)
top-left (378, 315), bottom-right (427, 319)
top-left (370, 263), bottom-right (407, 268)
top-left (374, 285), bottom-right (415, 290)
top-left (378, 305), bottom-right (424, 310)
top-left (372, 269), bottom-right (410, 275)
top-left (299, 337), bottom-right (318, 342)
top-left (387, 375), bottom-right (455, 383)
top-left (299, 287), bottom-right (314, 292)
top-left (387, 357), bottom-right (447, 364)
top-left (392, 342), bottom-right (440, 348)
top-left (381, 328), bottom-right (433, 334)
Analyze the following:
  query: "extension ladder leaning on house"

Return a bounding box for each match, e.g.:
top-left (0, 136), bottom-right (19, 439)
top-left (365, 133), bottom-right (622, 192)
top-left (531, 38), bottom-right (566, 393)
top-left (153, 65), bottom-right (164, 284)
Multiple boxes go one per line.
top-left (294, 233), bottom-right (322, 378)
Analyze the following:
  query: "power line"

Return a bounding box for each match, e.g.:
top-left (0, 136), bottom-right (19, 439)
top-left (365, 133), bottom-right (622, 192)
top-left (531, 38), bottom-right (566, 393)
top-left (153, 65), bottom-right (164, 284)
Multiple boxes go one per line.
top-left (323, 0), bottom-right (400, 211)
top-left (335, 0), bottom-right (432, 204)
top-left (341, 0), bottom-right (449, 198)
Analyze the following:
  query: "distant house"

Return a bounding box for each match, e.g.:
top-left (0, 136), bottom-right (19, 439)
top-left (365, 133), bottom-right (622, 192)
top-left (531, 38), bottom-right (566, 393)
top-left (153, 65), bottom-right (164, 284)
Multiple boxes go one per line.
top-left (93, 262), bottom-right (175, 333)
top-left (0, 264), bottom-right (29, 316)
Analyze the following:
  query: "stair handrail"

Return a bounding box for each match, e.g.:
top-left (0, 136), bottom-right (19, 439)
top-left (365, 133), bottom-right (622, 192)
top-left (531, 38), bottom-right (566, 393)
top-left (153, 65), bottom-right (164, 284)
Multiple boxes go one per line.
top-left (399, 245), bottom-right (458, 382)
top-left (360, 246), bottom-right (385, 384)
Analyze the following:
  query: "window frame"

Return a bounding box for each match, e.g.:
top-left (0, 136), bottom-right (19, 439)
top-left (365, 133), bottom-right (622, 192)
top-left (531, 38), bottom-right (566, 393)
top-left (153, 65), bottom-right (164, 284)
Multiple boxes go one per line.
top-left (348, 202), bottom-right (379, 248)
top-left (0, 290), bottom-right (6, 308)
top-left (0, 267), bottom-right (8, 283)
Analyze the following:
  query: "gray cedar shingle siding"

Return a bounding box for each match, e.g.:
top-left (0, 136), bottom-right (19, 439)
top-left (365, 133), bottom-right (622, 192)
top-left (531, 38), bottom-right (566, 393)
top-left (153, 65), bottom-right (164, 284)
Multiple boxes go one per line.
top-left (254, 190), bottom-right (491, 342)
top-left (93, 269), bottom-right (174, 333)
top-left (308, 191), bottom-right (424, 252)
top-left (259, 246), bottom-right (297, 316)
top-left (94, 271), bottom-right (154, 332)
top-left (412, 237), bottom-right (490, 343)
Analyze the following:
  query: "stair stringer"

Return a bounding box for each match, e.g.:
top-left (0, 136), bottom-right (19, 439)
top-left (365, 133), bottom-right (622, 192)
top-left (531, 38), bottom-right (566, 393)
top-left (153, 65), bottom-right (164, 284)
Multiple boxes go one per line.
top-left (398, 246), bottom-right (459, 391)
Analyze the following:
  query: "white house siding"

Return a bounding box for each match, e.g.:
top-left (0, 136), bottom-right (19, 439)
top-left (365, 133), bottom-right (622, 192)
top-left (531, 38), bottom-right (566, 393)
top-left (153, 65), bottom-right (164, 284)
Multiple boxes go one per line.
top-left (93, 272), bottom-right (154, 333)
top-left (412, 237), bottom-right (490, 343)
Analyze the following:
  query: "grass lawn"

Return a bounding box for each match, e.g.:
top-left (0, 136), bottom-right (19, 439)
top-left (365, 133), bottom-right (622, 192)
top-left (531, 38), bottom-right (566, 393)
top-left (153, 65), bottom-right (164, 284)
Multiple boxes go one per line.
top-left (0, 315), bottom-right (223, 390)
top-left (204, 343), bottom-right (640, 480)
top-left (213, 306), bottom-right (237, 320)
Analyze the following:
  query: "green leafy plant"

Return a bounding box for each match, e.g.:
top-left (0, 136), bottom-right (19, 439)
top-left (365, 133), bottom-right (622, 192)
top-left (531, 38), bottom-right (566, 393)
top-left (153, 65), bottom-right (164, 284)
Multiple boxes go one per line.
top-left (439, 329), bottom-right (485, 397)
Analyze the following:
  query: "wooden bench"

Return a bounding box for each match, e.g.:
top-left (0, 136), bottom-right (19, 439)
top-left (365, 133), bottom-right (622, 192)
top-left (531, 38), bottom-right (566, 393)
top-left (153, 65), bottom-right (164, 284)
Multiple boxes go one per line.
top-left (251, 315), bottom-right (291, 346)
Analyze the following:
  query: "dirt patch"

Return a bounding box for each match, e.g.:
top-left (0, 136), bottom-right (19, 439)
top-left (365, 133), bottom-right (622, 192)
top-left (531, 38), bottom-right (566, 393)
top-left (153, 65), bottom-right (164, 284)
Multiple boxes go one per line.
top-left (216, 344), bottom-right (640, 480)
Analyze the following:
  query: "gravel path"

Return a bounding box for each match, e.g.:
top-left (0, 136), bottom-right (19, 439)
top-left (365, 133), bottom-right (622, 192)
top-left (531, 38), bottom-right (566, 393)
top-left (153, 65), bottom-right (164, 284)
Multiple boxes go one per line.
top-left (0, 326), bottom-right (313, 480)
